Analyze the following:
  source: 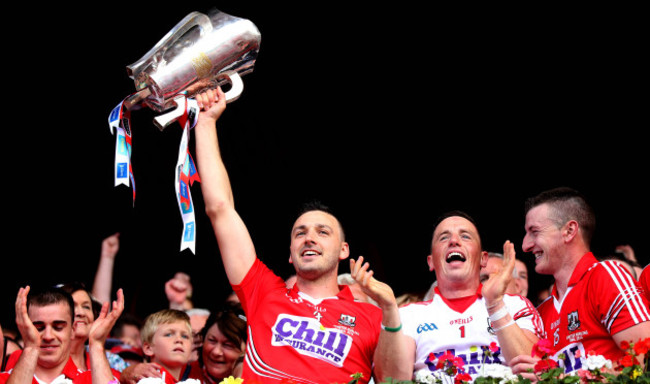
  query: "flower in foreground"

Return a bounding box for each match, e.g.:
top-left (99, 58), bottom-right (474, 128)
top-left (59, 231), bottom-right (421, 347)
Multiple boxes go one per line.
top-left (583, 353), bottom-right (612, 371)
top-left (531, 338), bottom-right (553, 358)
top-left (219, 377), bottom-right (244, 384)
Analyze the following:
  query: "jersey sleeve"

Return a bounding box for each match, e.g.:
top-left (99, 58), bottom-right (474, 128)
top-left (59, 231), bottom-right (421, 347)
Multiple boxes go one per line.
top-left (504, 294), bottom-right (545, 338)
top-left (232, 258), bottom-right (287, 319)
top-left (639, 265), bottom-right (650, 303)
top-left (590, 261), bottom-right (650, 335)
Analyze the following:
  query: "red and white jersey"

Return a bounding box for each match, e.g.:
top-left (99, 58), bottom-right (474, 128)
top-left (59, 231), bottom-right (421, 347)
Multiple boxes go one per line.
top-left (537, 253), bottom-right (650, 374)
top-left (232, 258), bottom-right (382, 384)
top-left (399, 286), bottom-right (543, 380)
top-left (0, 354), bottom-right (95, 384)
top-left (639, 264), bottom-right (650, 303)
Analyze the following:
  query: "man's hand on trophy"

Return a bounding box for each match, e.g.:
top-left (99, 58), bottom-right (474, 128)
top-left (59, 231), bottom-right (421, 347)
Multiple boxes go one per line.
top-left (196, 87), bottom-right (227, 122)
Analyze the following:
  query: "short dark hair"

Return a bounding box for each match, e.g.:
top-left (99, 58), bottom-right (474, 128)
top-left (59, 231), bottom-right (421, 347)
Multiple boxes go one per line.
top-left (525, 187), bottom-right (595, 245)
top-left (432, 210), bottom-right (482, 248)
top-left (433, 210), bottom-right (481, 235)
top-left (295, 200), bottom-right (345, 240)
top-left (27, 286), bottom-right (75, 322)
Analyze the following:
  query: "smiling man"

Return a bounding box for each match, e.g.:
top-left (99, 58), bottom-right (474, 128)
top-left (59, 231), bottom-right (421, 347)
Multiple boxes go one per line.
top-left (193, 88), bottom-right (381, 384)
top-left (350, 211), bottom-right (543, 382)
top-left (1, 286), bottom-right (123, 384)
top-left (512, 187), bottom-right (650, 374)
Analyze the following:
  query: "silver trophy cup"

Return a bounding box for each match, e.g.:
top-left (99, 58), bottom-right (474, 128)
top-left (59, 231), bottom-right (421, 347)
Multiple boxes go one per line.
top-left (125, 8), bottom-right (261, 129)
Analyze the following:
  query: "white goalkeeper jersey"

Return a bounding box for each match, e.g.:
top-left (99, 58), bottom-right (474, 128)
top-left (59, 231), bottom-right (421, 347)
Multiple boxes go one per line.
top-left (399, 286), bottom-right (544, 379)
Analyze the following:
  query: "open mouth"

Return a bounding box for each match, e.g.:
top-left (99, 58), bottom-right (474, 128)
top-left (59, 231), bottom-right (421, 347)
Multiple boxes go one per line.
top-left (301, 249), bottom-right (321, 257)
top-left (446, 251), bottom-right (466, 263)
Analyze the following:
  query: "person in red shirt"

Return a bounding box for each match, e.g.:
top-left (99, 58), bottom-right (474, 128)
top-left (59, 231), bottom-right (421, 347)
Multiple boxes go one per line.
top-left (0, 286), bottom-right (123, 384)
top-left (510, 187), bottom-right (650, 376)
top-left (192, 88), bottom-right (381, 384)
top-left (639, 264), bottom-right (650, 303)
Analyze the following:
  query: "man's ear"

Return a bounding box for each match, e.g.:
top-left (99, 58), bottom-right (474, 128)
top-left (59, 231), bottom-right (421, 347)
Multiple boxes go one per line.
top-left (427, 254), bottom-right (435, 271)
top-left (339, 242), bottom-right (350, 261)
top-left (563, 220), bottom-right (579, 243)
top-left (480, 251), bottom-right (489, 268)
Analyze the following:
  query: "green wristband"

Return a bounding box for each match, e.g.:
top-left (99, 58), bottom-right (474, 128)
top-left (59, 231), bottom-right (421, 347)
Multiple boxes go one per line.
top-left (381, 323), bottom-right (402, 332)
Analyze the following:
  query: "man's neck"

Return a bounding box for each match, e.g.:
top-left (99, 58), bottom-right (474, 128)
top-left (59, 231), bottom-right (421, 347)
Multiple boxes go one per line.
top-left (295, 274), bottom-right (340, 299)
top-left (34, 357), bottom-right (70, 384)
top-left (554, 249), bottom-right (589, 301)
top-left (437, 280), bottom-right (479, 300)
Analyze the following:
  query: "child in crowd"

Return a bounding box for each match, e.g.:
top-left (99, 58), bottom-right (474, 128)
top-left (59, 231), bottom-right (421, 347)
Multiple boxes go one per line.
top-left (140, 310), bottom-right (193, 384)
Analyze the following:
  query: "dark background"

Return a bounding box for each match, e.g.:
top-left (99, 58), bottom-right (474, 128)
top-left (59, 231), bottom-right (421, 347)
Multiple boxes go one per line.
top-left (2, 3), bottom-right (647, 326)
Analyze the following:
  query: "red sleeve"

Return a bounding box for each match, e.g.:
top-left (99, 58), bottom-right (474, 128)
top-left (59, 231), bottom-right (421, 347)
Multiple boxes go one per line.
top-left (640, 265), bottom-right (650, 302)
top-left (3, 350), bottom-right (21, 371)
top-left (72, 371), bottom-right (94, 384)
top-left (232, 258), bottom-right (287, 319)
top-left (591, 261), bottom-right (650, 335)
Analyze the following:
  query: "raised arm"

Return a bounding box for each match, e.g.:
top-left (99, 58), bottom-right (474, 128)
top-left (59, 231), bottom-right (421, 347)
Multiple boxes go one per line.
top-left (350, 257), bottom-right (415, 381)
top-left (194, 88), bottom-right (256, 285)
top-left (92, 232), bottom-right (120, 303)
top-left (482, 241), bottom-right (538, 363)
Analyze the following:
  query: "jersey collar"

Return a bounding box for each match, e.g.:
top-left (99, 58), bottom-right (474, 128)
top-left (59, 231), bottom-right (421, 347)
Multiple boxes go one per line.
top-left (287, 284), bottom-right (355, 303)
top-left (434, 284), bottom-right (482, 313)
top-left (551, 252), bottom-right (597, 298)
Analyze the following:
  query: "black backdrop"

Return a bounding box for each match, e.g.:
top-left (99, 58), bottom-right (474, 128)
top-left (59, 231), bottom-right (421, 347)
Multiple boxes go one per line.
top-left (2, 3), bottom-right (647, 325)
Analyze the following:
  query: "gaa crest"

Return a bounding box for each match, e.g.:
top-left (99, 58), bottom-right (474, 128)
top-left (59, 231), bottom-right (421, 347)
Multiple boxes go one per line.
top-left (567, 310), bottom-right (581, 331)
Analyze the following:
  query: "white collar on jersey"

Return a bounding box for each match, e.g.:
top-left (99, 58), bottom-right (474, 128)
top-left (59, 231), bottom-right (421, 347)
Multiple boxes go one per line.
top-left (297, 291), bottom-right (339, 306)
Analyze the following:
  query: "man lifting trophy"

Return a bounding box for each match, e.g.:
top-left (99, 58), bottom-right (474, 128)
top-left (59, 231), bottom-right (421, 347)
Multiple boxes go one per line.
top-left (108, 8), bottom-right (261, 253)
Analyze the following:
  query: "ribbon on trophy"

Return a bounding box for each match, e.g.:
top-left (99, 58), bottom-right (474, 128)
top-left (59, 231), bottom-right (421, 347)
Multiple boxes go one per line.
top-left (108, 99), bottom-right (135, 203)
top-left (175, 96), bottom-right (201, 253)
top-left (108, 94), bottom-right (201, 253)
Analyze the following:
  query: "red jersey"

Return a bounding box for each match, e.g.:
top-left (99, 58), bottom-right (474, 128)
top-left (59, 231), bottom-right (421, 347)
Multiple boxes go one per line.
top-left (2, 350), bottom-right (121, 379)
top-left (0, 354), bottom-right (94, 384)
top-left (183, 361), bottom-right (216, 384)
top-left (233, 259), bottom-right (382, 384)
top-left (537, 253), bottom-right (650, 373)
top-left (157, 366), bottom-right (182, 384)
top-left (639, 264), bottom-right (650, 302)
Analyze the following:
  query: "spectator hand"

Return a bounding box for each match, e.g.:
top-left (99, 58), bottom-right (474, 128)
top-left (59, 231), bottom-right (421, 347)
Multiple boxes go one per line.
top-left (101, 233), bottom-right (120, 260)
top-left (89, 289), bottom-right (125, 347)
top-left (165, 272), bottom-right (192, 309)
top-left (14, 286), bottom-right (41, 349)
top-left (120, 362), bottom-right (163, 384)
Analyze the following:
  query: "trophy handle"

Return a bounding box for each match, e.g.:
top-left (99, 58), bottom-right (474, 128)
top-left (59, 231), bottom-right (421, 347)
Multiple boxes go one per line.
top-left (152, 70), bottom-right (244, 130)
top-left (153, 95), bottom-right (187, 131)
top-left (218, 70), bottom-right (244, 103)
